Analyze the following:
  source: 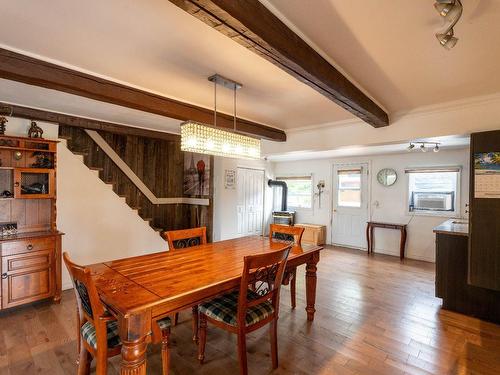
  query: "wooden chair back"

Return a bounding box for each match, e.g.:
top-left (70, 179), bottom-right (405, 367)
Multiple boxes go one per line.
top-left (270, 224), bottom-right (304, 244)
top-left (163, 227), bottom-right (207, 249)
top-left (237, 246), bottom-right (291, 327)
top-left (63, 252), bottom-right (105, 325)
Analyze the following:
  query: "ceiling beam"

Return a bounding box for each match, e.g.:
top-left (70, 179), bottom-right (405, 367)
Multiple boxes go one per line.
top-left (169, 0), bottom-right (389, 128)
top-left (0, 102), bottom-right (180, 141)
top-left (0, 48), bottom-right (286, 142)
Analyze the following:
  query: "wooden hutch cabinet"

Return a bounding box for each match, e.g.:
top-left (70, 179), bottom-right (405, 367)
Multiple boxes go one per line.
top-left (0, 135), bottom-right (62, 309)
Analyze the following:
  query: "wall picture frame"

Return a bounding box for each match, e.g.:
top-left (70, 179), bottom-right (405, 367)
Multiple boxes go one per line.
top-left (224, 169), bottom-right (236, 189)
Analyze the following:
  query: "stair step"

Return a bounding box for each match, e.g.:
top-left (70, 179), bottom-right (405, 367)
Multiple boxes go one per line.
top-left (59, 135), bottom-right (72, 140)
top-left (87, 166), bottom-right (104, 171)
top-left (71, 150), bottom-right (89, 156)
top-left (142, 217), bottom-right (153, 222)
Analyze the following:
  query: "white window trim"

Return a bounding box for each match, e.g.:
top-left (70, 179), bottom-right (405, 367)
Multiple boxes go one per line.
top-left (276, 174), bottom-right (313, 211)
top-left (405, 166), bottom-right (462, 218)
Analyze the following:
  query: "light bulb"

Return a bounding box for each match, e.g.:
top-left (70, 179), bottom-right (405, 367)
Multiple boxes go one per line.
top-left (420, 144), bottom-right (427, 152)
top-left (433, 144), bottom-right (440, 152)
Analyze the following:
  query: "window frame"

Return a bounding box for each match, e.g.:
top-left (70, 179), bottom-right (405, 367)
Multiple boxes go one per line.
top-left (276, 174), bottom-right (313, 210)
top-left (405, 166), bottom-right (462, 218)
top-left (336, 168), bottom-right (363, 208)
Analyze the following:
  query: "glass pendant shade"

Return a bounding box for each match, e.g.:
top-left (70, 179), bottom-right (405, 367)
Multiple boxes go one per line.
top-left (436, 32), bottom-right (458, 49)
top-left (181, 121), bottom-right (261, 159)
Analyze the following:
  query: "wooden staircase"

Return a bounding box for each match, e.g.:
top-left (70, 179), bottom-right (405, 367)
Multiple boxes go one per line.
top-left (59, 125), bottom-right (212, 237)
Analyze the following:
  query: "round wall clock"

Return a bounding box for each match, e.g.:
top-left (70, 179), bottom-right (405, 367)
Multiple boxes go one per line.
top-left (377, 168), bottom-right (397, 186)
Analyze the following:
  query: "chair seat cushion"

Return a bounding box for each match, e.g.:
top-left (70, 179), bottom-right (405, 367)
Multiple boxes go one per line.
top-left (199, 289), bottom-right (274, 327)
top-left (157, 316), bottom-right (172, 330)
top-left (81, 320), bottom-right (121, 350)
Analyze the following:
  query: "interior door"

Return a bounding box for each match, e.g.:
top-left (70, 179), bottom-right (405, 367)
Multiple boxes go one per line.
top-left (332, 163), bottom-right (369, 249)
top-left (237, 168), bottom-right (264, 237)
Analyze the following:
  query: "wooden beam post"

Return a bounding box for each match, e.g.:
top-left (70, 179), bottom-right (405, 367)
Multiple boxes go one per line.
top-left (0, 102), bottom-right (180, 141)
top-left (169, 0), bottom-right (389, 128)
top-left (0, 48), bottom-right (286, 141)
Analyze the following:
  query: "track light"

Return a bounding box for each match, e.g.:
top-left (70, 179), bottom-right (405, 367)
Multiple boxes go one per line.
top-left (407, 141), bottom-right (441, 153)
top-left (433, 0), bottom-right (463, 49)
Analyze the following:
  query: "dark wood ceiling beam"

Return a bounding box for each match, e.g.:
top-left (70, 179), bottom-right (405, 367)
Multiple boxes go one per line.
top-left (169, 0), bottom-right (389, 128)
top-left (0, 102), bottom-right (180, 141)
top-left (0, 48), bottom-right (286, 141)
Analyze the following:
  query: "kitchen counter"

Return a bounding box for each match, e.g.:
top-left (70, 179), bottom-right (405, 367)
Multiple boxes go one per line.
top-left (433, 219), bottom-right (469, 236)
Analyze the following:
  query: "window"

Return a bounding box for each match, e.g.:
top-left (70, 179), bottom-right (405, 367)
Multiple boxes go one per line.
top-left (406, 167), bottom-right (461, 216)
top-left (337, 169), bottom-right (362, 207)
top-left (276, 176), bottom-right (312, 209)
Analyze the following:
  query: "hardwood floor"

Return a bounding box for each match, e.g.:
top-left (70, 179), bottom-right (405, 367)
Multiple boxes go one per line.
top-left (1, 246), bottom-right (499, 374)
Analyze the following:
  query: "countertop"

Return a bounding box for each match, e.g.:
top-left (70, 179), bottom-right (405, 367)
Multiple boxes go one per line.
top-left (0, 230), bottom-right (63, 242)
top-left (433, 219), bottom-right (469, 237)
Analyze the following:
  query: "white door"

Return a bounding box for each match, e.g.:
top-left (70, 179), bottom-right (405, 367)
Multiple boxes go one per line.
top-left (332, 163), bottom-right (369, 249)
top-left (237, 168), bottom-right (264, 237)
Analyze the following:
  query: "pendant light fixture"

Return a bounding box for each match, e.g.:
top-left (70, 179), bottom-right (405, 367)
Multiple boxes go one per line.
top-left (180, 74), bottom-right (261, 159)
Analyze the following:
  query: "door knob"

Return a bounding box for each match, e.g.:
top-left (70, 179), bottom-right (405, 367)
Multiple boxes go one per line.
top-left (1, 273), bottom-right (7, 279)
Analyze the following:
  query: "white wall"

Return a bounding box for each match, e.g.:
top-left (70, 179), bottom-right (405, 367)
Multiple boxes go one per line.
top-left (213, 156), bottom-right (274, 241)
top-left (3, 118), bottom-right (167, 290)
top-left (263, 93), bottom-right (500, 158)
top-left (273, 148), bottom-right (469, 262)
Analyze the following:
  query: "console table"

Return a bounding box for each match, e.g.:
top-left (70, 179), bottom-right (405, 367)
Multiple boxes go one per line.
top-left (366, 221), bottom-right (407, 260)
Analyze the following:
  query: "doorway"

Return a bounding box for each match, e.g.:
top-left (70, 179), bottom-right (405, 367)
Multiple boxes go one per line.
top-left (237, 167), bottom-right (265, 237)
top-left (331, 163), bottom-right (369, 249)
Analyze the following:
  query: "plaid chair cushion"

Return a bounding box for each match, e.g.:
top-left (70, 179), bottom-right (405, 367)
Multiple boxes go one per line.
top-left (81, 320), bottom-right (121, 350)
top-left (81, 316), bottom-right (171, 350)
top-left (199, 289), bottom-right (274, 327)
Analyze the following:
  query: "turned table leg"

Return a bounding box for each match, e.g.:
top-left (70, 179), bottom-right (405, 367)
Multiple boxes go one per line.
top-left (119, 312), bottom-right (150, 375)
top-left (400, 226), bottom-right (407, 261)
top-left (305, 252), bottom-right (320, 321)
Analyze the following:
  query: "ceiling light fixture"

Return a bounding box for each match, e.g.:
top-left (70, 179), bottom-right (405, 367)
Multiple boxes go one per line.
top-left (407, 141), bottom-right (441, 153)
top-left (180, 74), bottom-right (261, 159)
top-left (434, 0), bottom-right (463, 49)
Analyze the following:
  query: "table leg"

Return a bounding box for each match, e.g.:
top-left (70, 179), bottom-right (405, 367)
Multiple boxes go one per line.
top-left (400, 226), bottom-right (407, 261)
top-left (366, 224), bottom-right (371, 255)
top-left (305, 252), bottom-right (320, 321)
top-left (369, 226), bottom-right (374, 255)
top-left (119, 312), bottom-right (150, 375)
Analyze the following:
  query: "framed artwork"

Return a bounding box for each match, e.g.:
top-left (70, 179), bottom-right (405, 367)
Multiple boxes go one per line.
top-left (224, 169), bottom-right (236, 189)
top-left (474, 152), bottom-right (500, 198)
top-left (184, 153), bottom-right (210, 196)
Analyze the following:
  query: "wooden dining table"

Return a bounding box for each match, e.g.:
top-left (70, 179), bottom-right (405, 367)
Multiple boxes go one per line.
top-left (87, 236), bottom-right (323, 374)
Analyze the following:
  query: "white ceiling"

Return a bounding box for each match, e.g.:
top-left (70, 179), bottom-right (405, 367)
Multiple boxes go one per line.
top-left (266, 0), bottom-right (500, 114)
top-left (0, 0), bottom-right (498, 141)
top-left (0, 0), bottom-right (351, 130)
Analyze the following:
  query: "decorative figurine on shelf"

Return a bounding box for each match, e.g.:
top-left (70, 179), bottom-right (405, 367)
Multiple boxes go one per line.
top-left (28, 120), bottom-right (43, 138)
top-left (31, 152), bottom-right (52, 168)
top-left (0, 116), bottom-right (7, 135)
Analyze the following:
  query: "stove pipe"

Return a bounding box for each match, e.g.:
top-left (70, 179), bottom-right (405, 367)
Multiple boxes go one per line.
top-left (268, 179), bottom-right (288, 211)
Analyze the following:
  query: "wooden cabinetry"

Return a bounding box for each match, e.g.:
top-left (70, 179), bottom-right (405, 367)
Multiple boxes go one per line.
top-left (468, 130), bottom-right (500, 291)
top-left (0, 135), bottom-right (62, 310)
top-left (435, 231), bottom-right (500, 324)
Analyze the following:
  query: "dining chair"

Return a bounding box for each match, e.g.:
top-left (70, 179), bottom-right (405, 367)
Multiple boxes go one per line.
top-left (63, 253), bottom-right (173, 375)
top-left (197, 246), bottom-right (291, 375)
top-left (269, 224), bottom-right (304, 309)
top-left (162, 226), bottom-right (207, 342)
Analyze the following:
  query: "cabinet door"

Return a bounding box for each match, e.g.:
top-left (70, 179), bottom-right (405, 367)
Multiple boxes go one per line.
top-left (1, 249), bottom-right (54, 309)
top-left (13, 168), bottom-right (55, 199)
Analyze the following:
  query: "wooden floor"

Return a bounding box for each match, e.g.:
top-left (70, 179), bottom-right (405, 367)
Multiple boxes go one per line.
top-left (1, 246), bottom-right (499, 375)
